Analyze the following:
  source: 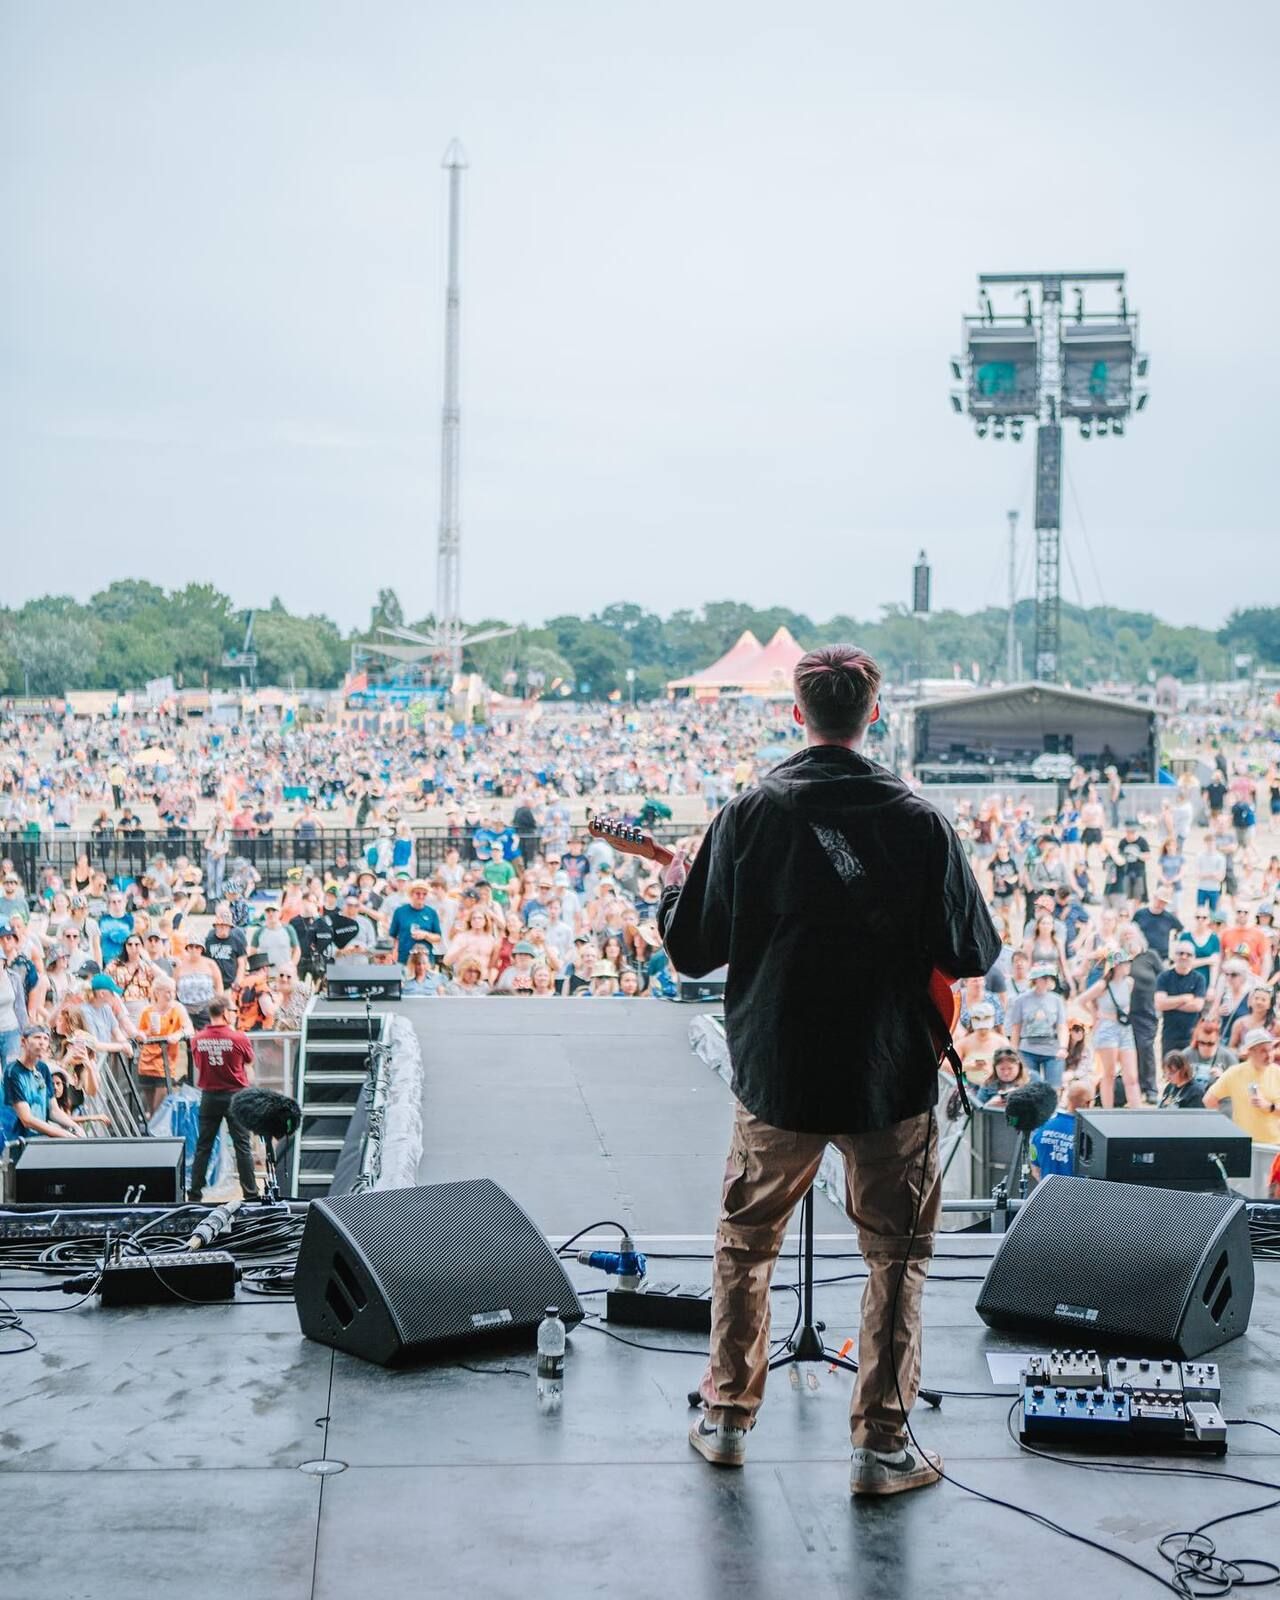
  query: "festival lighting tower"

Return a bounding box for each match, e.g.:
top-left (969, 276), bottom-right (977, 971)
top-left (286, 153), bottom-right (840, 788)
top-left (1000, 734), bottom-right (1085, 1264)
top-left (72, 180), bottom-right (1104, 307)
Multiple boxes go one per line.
top-left (951, 272), bottom-right (1149, 681)
top-left (374, 141), bottom-right (511, 687)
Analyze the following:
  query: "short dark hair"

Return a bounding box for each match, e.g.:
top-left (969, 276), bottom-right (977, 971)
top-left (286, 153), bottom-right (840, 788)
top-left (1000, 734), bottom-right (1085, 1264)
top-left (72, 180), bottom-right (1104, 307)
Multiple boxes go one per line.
top-left (793, 645), bottom-right (881, 741)
top-left (209, 997), bottom-right (230, 1020)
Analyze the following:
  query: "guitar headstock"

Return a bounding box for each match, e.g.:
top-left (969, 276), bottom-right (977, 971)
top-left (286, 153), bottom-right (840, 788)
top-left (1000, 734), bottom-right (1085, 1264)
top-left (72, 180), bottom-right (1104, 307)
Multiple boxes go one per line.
top-left (587, 813), bottom-right (662, 862)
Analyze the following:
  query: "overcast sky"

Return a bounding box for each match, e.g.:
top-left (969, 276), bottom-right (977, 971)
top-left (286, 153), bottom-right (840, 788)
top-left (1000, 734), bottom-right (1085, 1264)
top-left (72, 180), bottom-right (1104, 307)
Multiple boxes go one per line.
top-left (3, 1), bottom-right (1277, 636)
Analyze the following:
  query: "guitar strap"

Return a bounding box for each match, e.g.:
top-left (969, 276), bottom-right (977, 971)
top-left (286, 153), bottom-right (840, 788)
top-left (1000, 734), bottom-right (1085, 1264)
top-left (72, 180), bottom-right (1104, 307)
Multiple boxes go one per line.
top-left (763, 794), bottom-right (974, 1119)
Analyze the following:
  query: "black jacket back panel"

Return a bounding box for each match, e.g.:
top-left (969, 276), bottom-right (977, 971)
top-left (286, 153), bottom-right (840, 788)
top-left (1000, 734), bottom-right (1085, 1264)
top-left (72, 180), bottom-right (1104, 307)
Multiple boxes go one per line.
top-left (658, 746), bottom-right (1001, 1135)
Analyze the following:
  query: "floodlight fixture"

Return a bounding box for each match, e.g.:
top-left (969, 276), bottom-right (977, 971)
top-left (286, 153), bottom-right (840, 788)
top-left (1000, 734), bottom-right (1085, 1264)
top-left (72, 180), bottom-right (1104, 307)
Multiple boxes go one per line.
top-left (1136, 391), bottom-right (1149, 411)
top-left (1011, 420), bottom-right (1024, 442)
top-left (1080, 419), bottom-right (1092, 439)
top-left (950, 359), bottom-right (963, 381)
top-left (976, 420), bottom-right (989, 438)
top-left (994, 420), bottom-right (1006, 439)
top-left (1096, 417), bottom-right (1109, 437)
top-left (1137, 356), bottom-right (1149, 377)
top-left (1111, 417), bottom-right (1124, 435)
top-left (950, 393), bottom-right (963, 413)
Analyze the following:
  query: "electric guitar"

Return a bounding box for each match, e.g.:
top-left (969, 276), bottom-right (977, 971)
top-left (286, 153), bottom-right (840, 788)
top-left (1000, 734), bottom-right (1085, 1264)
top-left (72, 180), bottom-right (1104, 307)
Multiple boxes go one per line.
top-left (587, 813), bottom-right (964, 1082)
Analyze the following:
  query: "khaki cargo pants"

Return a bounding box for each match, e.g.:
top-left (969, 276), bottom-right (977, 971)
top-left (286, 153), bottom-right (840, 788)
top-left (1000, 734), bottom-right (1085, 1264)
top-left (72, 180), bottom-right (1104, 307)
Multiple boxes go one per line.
top-left (699, 1101), bottom-right (940, 1452)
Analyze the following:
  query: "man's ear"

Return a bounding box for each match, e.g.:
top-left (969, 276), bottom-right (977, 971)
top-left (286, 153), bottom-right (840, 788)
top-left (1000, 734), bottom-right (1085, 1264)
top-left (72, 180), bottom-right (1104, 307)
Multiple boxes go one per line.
top-left (792, 703), bottom-right (804, 728)
top-left (869, 702), bottom-right (881, 727)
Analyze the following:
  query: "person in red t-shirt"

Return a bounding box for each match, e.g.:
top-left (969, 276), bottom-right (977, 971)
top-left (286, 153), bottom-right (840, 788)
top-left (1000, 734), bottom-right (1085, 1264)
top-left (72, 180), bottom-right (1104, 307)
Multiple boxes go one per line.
top-left (188, 996), bottom-right (260, 1202)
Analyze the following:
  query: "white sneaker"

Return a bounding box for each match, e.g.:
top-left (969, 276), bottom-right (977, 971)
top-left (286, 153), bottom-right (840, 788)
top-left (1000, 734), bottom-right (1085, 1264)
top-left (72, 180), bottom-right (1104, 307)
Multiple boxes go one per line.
top-left (850, 1443), bottom-right (942, 1496)
top-left (688, 1415), bottom-right (748, 1468)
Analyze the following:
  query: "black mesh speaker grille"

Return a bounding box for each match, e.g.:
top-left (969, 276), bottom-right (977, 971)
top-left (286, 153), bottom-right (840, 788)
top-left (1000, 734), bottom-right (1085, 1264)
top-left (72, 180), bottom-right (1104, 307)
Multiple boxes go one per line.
top-left (296, 1178), bottom-right (583, 1363)
top-left (976, 1174), bottom-right (1254, 1358)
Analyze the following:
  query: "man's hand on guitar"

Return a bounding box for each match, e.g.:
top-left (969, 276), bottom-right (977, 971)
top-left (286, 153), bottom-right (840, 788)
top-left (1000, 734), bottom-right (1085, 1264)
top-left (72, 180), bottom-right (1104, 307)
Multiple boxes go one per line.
top-left (662, 849), bottom-right (689, 891)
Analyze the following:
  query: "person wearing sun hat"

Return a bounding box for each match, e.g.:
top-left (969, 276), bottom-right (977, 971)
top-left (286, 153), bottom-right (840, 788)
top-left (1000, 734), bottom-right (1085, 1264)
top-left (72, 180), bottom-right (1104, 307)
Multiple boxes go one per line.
top-left (1078, 947), bottom-right (1139, 1109)
top-left (1007, 963), bottom-right (1067, 1085)
top-left (1204, 1026), bottom-right (1280, 1144)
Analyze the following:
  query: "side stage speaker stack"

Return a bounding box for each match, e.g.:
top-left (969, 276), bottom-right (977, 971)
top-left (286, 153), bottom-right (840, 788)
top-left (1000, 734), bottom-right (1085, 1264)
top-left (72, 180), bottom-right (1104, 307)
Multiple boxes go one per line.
top-left (12, 1137), bottom-right (186, 1204)
top-left (1074, 1109), bottom-right (1252, 1190)
top-left (976, 1174), bottom-right (1254, 1358)
top-left (325, 962), bottom-right (403, 1001)
top-left (294, 1178), bottom-right (583, 1365)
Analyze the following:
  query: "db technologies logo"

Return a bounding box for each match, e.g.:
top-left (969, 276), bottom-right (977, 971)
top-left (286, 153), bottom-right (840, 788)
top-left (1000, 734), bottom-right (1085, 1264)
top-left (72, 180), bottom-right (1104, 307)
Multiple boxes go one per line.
top-left (1054, 1303), bottom-right (1100, 1322)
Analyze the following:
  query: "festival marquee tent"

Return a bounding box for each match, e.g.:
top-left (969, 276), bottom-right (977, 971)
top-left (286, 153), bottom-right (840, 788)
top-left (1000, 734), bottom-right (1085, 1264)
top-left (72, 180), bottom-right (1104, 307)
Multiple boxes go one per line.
top-left (667, 627), bottom-right (805, 698)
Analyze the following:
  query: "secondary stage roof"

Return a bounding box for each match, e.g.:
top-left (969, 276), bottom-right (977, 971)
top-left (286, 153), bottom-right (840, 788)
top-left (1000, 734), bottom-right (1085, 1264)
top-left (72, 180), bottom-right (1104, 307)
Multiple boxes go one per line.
top-left (911, 680), bottom-right (1156, 778)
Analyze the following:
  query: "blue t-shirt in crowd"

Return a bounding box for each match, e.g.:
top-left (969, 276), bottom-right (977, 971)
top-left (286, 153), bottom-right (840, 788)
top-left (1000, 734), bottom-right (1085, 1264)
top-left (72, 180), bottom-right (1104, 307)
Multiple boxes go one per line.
top-left (392, 837), bottom-right (414, 869)
top-left (1028, 1110), bottom-right (1077, 1178)
top-left (0, 1058), bottom-right (56, 1148)
top-left (99, 912), bottom-right (135, 966)
top-left (1154, 968), bottom-right (1208, 1052)
top-left (388, 902), bottom-right (441, 963)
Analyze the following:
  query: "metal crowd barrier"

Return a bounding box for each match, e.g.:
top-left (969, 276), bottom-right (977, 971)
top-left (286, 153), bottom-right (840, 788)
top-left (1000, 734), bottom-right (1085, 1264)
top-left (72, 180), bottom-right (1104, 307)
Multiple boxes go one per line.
top-left (2, 821), bottom-right (693, 893)
top-left (75, 1030), bottom-right (300, 1137)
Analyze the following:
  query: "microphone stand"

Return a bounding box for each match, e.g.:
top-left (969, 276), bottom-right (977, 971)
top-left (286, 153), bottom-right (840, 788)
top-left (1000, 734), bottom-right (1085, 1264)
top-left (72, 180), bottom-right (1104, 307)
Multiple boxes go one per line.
top-left (765, 1184), bottom-right (943, 1409)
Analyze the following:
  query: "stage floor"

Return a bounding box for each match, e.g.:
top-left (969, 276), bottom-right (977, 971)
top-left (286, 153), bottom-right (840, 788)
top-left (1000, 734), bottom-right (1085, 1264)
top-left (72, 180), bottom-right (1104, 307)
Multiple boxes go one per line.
top-left (4, 999), bottom-right (1279, 1600)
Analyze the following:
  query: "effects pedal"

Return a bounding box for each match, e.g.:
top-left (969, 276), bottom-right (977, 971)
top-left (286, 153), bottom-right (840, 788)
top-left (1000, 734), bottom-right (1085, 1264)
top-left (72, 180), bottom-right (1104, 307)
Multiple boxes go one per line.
top-left (1179, 1363), bottom-right (1222, 1402)
top-left (1024, 1349), bottom-right (1106, 1388)
top-left (1128, 1389), bottom-right (1187, 1440)
top-left (1023, 1384), bottom-right (1132, 1441)
top-left (1107, 1356), bottom-right (1182, 1392)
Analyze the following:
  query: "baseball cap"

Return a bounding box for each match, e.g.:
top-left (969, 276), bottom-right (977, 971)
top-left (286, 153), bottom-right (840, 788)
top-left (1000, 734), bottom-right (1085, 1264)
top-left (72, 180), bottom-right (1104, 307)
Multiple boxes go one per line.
top-left (1029, 962), bottom-right (1056, 980)
top-left (992, 1046), bottom-right (1021, 1064)
top-left (969, 1002), bottom-right (996, 1024)
top-left (527, 913), bottom-right (548, 929)
top-left (513, 941), bottom-right (537, 956)
top-left (1222, 957), bottom-right (1249, 976)
top-left (591, 960), bottom-right (618, 979)
top-left (1241, 1026), bottom-right (1274, 1053)
top-left (90, 973), bottom-right (123, 994)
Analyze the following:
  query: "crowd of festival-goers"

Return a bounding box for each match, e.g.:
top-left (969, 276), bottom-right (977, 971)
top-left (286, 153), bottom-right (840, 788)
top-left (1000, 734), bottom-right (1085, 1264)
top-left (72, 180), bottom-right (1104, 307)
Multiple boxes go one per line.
top-left (2, 701), bottom-right (1279, 1180)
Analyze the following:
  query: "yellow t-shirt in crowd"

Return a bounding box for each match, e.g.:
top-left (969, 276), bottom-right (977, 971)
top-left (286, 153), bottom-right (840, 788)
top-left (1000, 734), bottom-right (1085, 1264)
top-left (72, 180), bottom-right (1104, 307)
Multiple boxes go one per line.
top-left (1209, 1061), bottom-right (1280, 1145)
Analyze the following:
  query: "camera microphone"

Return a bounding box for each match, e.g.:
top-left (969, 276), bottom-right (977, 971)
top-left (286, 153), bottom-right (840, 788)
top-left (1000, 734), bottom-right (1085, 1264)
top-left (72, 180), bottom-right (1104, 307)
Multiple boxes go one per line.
top-left (1004, 1078), bottom-right (1059, 1133)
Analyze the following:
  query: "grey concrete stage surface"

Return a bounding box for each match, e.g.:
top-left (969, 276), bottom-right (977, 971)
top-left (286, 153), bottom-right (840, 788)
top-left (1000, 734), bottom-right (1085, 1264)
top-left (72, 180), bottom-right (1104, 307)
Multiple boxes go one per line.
top-left (3, 998), bottom-right (1278, 1600)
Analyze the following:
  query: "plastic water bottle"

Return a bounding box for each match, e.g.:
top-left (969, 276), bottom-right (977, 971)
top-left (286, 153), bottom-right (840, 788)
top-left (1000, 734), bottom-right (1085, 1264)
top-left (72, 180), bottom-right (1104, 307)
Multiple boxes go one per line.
top-left (536, 1306), bottom-right (566, 1413)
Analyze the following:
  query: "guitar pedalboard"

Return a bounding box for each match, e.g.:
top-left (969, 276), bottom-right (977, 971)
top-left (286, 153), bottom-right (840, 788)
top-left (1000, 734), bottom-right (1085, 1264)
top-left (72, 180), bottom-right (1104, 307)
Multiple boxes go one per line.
top-left (1019, 1350), bottom-right (1227, 1456)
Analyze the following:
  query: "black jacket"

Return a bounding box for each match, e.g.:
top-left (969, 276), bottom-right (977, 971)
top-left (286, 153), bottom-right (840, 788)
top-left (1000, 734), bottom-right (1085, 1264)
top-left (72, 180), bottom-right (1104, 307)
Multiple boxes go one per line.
top-left (658, 746), bottom-right (1001, 1134)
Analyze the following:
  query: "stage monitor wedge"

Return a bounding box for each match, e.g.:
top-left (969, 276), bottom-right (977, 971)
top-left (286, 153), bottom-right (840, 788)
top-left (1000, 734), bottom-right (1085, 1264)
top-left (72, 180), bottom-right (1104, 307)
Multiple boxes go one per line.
top-left (976, 1174), bottom-right (1254, 1358)
top-left (295, 1178), bottom-right (583, 1365)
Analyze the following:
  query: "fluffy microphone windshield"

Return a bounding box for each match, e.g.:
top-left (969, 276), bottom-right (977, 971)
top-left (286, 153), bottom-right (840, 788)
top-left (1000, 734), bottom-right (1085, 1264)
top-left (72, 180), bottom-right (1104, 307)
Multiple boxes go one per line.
top-left (1004, 1078), bottom-right (1059, 1133)
top-left (231, 1087), bottom-right (301, 1141)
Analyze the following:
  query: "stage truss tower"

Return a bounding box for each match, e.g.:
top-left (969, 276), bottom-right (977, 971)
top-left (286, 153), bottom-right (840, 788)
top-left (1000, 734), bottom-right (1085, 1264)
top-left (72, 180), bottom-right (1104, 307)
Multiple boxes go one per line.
top-left (951, 272), bottom-right (1149, 681)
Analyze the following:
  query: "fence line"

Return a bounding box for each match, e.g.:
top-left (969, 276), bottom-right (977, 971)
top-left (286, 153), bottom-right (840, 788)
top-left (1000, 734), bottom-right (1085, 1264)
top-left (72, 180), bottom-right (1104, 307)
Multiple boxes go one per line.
top-left (1, 821), bottom-right (692, 895)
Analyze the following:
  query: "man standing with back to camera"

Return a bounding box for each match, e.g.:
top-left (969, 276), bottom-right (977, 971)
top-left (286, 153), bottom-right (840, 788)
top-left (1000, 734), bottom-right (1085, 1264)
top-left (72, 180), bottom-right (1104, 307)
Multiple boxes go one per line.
top-left (659, 646), bottom-right (1000, 1496)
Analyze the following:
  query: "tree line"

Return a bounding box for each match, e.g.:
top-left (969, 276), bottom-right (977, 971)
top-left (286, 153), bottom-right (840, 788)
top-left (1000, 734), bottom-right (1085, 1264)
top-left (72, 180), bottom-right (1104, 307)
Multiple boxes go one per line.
top-left (1, 582), bottom-right (1276, 699)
